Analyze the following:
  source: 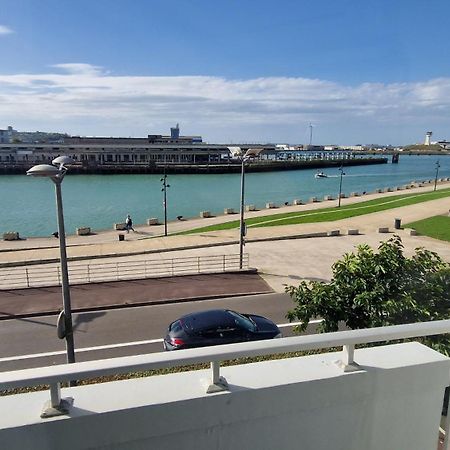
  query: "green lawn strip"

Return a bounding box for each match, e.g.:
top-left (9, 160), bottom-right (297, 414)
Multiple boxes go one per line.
top-left (178, 188), bottom-right (450, 234)
top-left (404, 215), bottom-right (450, 242)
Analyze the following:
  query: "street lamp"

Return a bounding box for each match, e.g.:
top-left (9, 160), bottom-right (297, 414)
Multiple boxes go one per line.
top-left (27, 156), bottom-right (76, 365)
top-left (434, 160), bottom-right (441, 192)
top-left (161, 168), bottom-right (170, 236)
top-left (337, 165), bottom-right (345, 207)
top-left (238, 148), bottom-right (261, 269)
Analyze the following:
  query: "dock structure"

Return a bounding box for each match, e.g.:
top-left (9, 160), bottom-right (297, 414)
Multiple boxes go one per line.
top-left (0, 126), bottom-right (388, 175)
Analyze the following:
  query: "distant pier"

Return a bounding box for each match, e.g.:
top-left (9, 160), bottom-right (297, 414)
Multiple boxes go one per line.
top-left (0, 157), bottom-right (387, 175)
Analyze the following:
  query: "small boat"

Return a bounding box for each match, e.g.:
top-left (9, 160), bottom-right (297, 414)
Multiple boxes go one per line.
top-left (315, 171), bottom-right (328, 178)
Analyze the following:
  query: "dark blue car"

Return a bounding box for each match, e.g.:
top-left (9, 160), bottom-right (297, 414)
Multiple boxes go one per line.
top-left (163, 309), bottom-right (282, 351)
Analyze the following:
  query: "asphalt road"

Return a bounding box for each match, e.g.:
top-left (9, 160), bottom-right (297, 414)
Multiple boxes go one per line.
top-left (0, 292), bottom-right (318, 372)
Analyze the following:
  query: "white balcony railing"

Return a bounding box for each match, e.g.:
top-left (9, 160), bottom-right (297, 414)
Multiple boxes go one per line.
top-left (1, 319), bottom-right (450, 427)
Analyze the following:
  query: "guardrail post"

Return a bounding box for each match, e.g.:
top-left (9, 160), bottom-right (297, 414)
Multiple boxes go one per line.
top-left (335, 344), bottom-right (361, 372)
top-left (197, 256), bottom-right (200, 274)
top-left (223, 255), bottom-right (226, 272)
top-left (40, 382), bottom-right (73, 418)
top-left (87, 264), bottom-right (90, 283)
top-left (57, 266), bottom-right (61, 286)
top-left (206, 361), bottom-right (229, 393)
top-left (25, 267), bottom-right (30, 288)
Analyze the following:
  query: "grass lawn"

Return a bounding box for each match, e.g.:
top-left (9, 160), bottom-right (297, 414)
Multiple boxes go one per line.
top-left (404, 215), bottom-right (450, 242)
top-left (179, 188), bottom-right (450, 234)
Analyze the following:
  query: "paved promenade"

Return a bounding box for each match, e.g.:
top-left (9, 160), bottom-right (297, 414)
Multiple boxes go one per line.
top-left (0, 182), bottom-right (449, 317)
top-left (0, 182), bottom-right (449, 267)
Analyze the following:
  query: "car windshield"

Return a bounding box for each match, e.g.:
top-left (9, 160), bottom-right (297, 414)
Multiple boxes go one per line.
top-left (227, 310), bottom-right (256, 332)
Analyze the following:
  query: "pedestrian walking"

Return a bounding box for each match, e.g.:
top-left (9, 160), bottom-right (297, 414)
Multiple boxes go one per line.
top-left (125, 214), bottom-right (135, 233)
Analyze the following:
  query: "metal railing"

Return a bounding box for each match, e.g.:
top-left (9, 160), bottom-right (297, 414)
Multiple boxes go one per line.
top-left (0, 253), bottom-right (250, 290)
top-left (1, 319), bottom-right (450, 425)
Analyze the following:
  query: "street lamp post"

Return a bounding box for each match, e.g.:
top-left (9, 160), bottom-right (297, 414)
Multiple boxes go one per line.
top-left (26, 156), bottom-right (76, 365)
top-left (161, 168), bottom-right (170, 236)
top-left (338, 165), bottom-right (345, 208)
top-left (434, 160), bottom-right (441, 192)
top-left (237, 148), bottom-right (262, 269)
top-left (239, 156), bottom-right (246, 269)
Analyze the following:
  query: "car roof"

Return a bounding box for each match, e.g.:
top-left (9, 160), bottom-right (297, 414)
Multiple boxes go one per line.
top-left (181, 309), bottom-right (235, 331)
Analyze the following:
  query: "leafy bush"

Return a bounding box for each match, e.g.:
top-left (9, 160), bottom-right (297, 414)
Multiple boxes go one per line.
top-left (286, 236), bottom-right (450, 353)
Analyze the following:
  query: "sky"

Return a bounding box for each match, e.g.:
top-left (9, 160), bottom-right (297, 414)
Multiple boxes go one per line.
top-left (1, 0), bottom-right (450, 145)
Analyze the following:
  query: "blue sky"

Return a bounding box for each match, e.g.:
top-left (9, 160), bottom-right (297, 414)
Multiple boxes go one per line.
top-left (1, 0), bottom-right (450, 145)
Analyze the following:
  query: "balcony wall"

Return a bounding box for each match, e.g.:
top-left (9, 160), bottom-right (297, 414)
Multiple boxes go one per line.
top-left (0, 342), bottom-right (448, 450)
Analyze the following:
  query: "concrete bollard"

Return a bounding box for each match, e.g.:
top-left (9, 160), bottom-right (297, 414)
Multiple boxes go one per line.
top-left (310, 197), bottom-right (319, 203)
top-left (350, 192), bottom-right (359, 197)
top-left (339, 193), bottom-right (346, 198)
top-left (147, 218), bottom-right (159, 225)
top-left (396, 186), bottom-right (403, 190)
top-left (246, 205), bottom-right (256, 212)
top-left (3, 231), bottom-right (19, 241)
top-left (200, 211), bottom-right (211, 218)
top-left (293, 199), bottom-right (303, 205)
top-left (266, 202), bottom-right (277, 209)
top-left (224, 208), bottom-right (235, 215)
top-left (328, 230), bottom-right (340, 236)
top-left (324, 195), bottom-right (334, 201)
top-left (378, 227), bottom-right (389, 233)
top-left (375, 188), bottom-right (382, 193)
top-left (410, 229), bottom-right (418, 236)
top-left (76, 227), bottom-right (91, 236)
top-left (348, 229), bottom-right (359, 235)
top-left (114, 223), bottom-right (127, 231)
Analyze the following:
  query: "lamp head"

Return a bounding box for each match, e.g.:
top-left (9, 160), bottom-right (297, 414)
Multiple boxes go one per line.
top-left (26, 164), bottom-right (60, 178)
top-left (52, 156), bottom-right (75, 169)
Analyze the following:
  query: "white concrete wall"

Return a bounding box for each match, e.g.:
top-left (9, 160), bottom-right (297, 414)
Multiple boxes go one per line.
top-left (0, 342), bottom-right (448, 450)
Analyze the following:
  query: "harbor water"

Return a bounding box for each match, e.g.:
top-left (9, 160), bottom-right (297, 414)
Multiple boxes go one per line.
top-left (0, 154), bottom-right (448, 238)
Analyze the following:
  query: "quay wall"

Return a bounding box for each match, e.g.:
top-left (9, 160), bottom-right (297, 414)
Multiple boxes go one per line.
top-left (0, 157), bottom-right (387, 175)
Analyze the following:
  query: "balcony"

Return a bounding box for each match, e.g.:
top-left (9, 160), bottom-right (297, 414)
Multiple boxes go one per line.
top-left (1, 320), bottom-right (450, 450)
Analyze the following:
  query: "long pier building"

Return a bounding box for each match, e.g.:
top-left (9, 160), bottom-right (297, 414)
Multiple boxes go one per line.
top-left (0, 125), bottom-right (387, 174)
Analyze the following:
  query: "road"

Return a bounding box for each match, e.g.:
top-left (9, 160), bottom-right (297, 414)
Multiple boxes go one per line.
top-left (0, 292), bottom-right (320, 372)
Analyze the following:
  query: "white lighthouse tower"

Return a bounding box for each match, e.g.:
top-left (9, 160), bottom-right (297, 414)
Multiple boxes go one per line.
top-left (425, 131), bottom-right (432, 146)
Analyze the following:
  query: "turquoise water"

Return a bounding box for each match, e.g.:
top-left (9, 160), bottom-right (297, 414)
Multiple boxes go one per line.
top-left (0, 154), bottom-right (449, 237)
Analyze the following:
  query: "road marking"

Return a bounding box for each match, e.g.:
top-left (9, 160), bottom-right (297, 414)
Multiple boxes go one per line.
top-left (277, 319), bottom-right (323, 328)
top-left (0, 338), bottom-right (164, 362)
top-left (0, 320), bottom-right (323, 362)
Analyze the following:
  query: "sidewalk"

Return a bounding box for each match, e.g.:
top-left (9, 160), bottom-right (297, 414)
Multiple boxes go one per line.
top-left (0, 272), bottom-right (273, 319)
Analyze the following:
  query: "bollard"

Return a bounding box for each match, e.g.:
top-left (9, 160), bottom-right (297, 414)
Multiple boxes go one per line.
top-left (118, 234), bottom-right (125, 241)
top-left (394, 218), bottom-right (402, 230)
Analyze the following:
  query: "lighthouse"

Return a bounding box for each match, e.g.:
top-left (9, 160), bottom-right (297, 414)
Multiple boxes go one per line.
top-left (425, 131), bottom-right (432, 146)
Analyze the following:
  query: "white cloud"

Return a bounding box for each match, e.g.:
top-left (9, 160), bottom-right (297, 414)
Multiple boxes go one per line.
top-left (0, 25), bottom-right (13, 35)
top-left (0, 63), bottom-right (449, 143)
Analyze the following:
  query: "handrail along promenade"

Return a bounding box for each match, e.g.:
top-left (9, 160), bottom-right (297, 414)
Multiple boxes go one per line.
top-left (1, 319), bottom-right (450, 420)
top-left (0, 253), bottom-right (250, 290)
